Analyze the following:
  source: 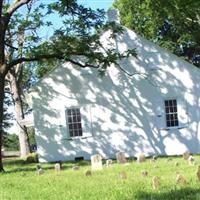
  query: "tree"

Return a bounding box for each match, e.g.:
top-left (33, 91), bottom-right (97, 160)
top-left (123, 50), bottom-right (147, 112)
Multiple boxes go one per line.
top-left (114, 0), bottom-right (200, 67)
top-left (3, 134), bottom-right (19, 151)
top-left (0, 1), bottom-right (136, 172)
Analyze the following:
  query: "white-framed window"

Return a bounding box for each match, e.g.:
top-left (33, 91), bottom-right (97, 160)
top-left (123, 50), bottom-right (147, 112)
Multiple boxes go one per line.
top-left (164, 99), bottom-right (179, 127)
top-left (66, 108), bottom-right (83, 137)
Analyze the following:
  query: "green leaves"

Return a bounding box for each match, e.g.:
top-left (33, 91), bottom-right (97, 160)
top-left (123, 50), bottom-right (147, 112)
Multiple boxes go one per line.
top-left (114, 0), bottom-right (200, 67)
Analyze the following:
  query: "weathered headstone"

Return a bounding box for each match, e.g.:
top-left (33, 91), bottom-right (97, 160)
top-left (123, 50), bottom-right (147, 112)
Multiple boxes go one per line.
top-left (141, 170), bottom-right (148, 177)
top-left (119, 171), bottom-right (127, 179)
top-left (188, 155), bottom-right (195, 166)
top-left (85, 170), bottom-right (92, 176)
top-left (106, 159), bottom-right (113, 167)
top-left (176, 174), bottom-right (187, 185)
top-left (72, 165), bottom-right (80, 171)
top-left (196, 166), bottom-right (200, 182)
top-left (116, 152), bottom-right (127, 164)
top-left (91, 154), bottom-right (103, 170)
top-left (152, 176), bottom-right (160, 189)
top-left (183, 150), bottom-right (190, 160)
top-left (137, 153), bottom-right (146, 163)
top-left (37, 168), bottom-right (44, 175)
top-left (55, 163), bottom-right (61, 172)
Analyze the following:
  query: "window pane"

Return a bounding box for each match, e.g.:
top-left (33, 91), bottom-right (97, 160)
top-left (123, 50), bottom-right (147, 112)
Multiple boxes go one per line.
top-left (69, 124), bottom-right (73, 130)
top-left (78, 130), bottom-right (83, 136)
top-left (173, 99), bottom-right (177, 106)
top-left (77, 115), bottom-right (81, 122)
top-left (167, 121), bottom-right (171, 127)
top-left (78, 123), bottom-right (82, 129)
top-left (69, 130), bottom-right (73, 137)
top-left (68, 116), bottom-right (72, 123)
top-left (166, 114), bottom-right (170, 120)
top-left (175, 120), bottom-right (179, 126)
top-left (169, 107), bottom-right (174, 113)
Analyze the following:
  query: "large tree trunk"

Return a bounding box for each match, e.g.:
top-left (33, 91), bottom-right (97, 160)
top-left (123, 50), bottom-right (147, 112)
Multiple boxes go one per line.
top-left (9, 72), bottom-right (30, 157)
top-left (0, 69), bottom-right (5, 172)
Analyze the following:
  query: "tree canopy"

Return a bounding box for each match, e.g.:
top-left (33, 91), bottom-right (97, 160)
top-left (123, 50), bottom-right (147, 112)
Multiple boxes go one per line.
top-left (114, 0), bottom-right (200, 67)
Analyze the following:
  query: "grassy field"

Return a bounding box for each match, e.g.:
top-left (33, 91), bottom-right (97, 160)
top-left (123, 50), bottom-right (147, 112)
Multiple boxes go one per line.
top-left (1, 156), bottom-right (200, 200)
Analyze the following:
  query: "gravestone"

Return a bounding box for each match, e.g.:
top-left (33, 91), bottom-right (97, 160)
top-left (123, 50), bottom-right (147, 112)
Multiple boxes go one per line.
top-left (152, 176), bottom-right (160, 189)
top-left (37, 168), bottom-right (44, 175)
top-left (141, 170), bottom-right (148, 177)
top-left (85, 170), bottom-right (92, 176)
top-left (72, 165), bottom-right (80, 171)
top-left (119, 171), bottom-right (127, 179)
top-left (55, 163), bottom-right (61, 172)
top-left (106, 159), bottom-right (113, 167)
top-left (188, 155), bottom-right (195, 166)
top-left (36, 164), bottom-right (44, 175)
top-left (116, 152), bottom-right (127, 164)
top-left (176, 174), bottom-right (187, 185)
top-left (183, 151), bottom-right (190, 160)
top-left (196, 166), bottom-right (200, 182)
top-left (91, 154), bottom-right (103, 170)
top-left (137, 153), bottom-right (146, 163)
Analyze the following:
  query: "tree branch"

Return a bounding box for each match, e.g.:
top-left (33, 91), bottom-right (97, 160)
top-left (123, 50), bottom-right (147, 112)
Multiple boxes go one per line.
top-left (5, 42), bottom-right (18, 50)
top-left (7, 0), bottom-right (31, 17)
top-left (8, 54), bottom-right (99, 70)
top-left (118, 65), bottom-right (146, 77)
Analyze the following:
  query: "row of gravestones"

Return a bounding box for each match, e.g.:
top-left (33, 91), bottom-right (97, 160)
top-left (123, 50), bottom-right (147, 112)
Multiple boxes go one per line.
top-left (91, 152), bottom-right (147, 170)
top-left (36, 151), bottom-right (144, 175)
top-left (90, 150), bottom-right (196, 170)
top-left (90, 151), bottom-right (200, 189)
top-left (36, 150), bottom-right (194, 174)
top-left (36, 150), bottom-right (198, 188)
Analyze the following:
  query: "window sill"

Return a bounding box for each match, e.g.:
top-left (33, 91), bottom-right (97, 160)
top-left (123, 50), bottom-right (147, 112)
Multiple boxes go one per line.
top-left (160, 125), bottom-right (188, 131)
top-left (62, 136), bottom-right (93, 141)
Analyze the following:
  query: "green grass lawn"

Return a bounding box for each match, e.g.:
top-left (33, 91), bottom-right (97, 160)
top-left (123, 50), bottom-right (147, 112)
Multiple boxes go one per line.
top-left (1, 156), bottom-right (200, 200)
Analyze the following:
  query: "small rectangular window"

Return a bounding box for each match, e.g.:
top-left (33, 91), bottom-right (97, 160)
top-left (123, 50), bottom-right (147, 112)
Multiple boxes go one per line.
top-left (66, 108), bottom-right (82, 137)
top-left (164, 99), bottom-right (179, 127)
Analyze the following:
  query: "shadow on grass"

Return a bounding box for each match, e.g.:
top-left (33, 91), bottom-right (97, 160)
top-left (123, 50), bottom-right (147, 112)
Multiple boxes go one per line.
top-left (2, 158), bottom-right (91, 174)
top-left (135, 187), bottom-right (200, 200)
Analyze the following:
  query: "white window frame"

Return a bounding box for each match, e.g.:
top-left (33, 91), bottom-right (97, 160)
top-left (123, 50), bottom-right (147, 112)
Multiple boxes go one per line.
top-left (66, 107), bottom-right (83, 138)
top-left (164, 98), bottom-right (179, 128)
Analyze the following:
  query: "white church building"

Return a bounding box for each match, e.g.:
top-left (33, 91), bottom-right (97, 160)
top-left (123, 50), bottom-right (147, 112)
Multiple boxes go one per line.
top-left (26, 10), bottom-right (200, 162)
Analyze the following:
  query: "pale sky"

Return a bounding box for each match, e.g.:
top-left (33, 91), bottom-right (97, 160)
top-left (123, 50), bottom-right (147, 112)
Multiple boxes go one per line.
top-left (78, 0), bottom-right (114, 9)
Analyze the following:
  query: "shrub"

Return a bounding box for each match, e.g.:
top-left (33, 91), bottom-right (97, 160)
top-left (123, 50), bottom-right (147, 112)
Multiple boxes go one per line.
top-left (24, 153), bottom-right (38, 163)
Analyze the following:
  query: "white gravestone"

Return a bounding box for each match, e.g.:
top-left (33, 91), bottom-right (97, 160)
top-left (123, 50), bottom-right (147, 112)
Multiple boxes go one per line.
top-left (91, 154), bottom-right (103, 170)
top-left (116, 152), bottom-right (127, 164)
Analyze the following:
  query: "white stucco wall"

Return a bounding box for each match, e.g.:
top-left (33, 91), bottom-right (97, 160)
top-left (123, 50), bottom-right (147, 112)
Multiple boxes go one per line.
top-left (29, 27), bottom-right (200, 162)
